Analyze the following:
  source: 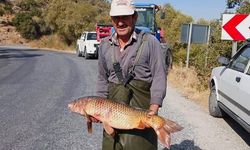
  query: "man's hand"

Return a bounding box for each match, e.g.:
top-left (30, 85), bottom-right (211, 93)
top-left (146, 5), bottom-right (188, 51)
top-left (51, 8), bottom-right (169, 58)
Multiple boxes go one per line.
top-left (147, 104), bottom-right (160, 117)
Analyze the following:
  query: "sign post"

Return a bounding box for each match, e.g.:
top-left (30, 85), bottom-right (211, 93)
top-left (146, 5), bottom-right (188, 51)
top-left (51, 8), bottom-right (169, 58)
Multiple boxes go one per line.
top-left (186, 23), bottom-right (193, 68)
top-left (181, 23), bottom-right (210, 68)
top-left (205, 26), bottom-right (211, 67)
top-left (232, 41), bottom-right (237, 57)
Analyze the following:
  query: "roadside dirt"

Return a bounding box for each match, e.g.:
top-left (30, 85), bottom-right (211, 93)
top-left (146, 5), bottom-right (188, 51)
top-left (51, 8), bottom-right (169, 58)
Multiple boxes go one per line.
top-left (0, 14), bottom-right (27, 46)
top-left (0, 15), bottom-right (74, 54)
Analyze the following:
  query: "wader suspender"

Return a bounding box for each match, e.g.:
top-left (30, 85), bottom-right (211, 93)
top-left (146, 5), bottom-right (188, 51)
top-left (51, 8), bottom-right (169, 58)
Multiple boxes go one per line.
top-left (112, 33), bottom-right (146, 86)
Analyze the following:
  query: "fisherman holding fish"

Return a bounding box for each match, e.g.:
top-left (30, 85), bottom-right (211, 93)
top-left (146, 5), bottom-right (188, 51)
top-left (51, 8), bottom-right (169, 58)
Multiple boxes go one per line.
top-left (95, 0), bottom-right (167, 149)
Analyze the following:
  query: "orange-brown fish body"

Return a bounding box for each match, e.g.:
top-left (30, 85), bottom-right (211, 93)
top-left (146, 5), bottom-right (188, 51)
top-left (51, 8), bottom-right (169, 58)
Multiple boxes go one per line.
top-left (68, 96), bottom-right (183, 148)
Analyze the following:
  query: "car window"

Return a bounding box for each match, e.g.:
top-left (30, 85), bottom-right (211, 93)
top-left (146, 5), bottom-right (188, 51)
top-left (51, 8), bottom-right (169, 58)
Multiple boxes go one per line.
top-left (81, 33), bottom-right (86, 40)
top-left (87, 33), bottom-right (97, 40)
top-left (229, 46), bottom-right (250, 73)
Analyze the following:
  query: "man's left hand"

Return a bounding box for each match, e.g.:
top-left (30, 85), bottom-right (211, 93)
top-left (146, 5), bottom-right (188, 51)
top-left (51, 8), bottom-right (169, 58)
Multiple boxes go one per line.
top-left (147, 104), bottom-right (160, 117)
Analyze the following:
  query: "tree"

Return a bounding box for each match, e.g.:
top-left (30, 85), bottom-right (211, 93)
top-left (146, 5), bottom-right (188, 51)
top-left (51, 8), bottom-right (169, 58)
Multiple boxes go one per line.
top-left (43, 0), bottom-right (110, 45)
top-left (227, 0), bottom-right (243, 9)
top-left (12, 0), bottom-right (50, 39)
top-left (236, 1), bottom-right (250, 13)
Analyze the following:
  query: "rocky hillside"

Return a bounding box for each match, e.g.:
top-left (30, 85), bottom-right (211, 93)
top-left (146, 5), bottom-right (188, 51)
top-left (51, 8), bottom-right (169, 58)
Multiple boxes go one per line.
top-left (0, 14), bottom-right (26, 45)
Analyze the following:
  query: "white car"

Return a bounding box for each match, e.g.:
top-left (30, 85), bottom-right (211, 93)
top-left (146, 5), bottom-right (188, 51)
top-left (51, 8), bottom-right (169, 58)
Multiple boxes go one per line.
top-left (76, 31), bottom-right (99, 59)
top-left (209, 40), bottom-right (250, 133)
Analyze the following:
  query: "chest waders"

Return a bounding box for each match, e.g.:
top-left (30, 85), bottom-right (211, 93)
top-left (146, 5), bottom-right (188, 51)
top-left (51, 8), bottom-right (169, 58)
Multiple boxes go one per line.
top-left (102, 33), bottom-right (157, 150)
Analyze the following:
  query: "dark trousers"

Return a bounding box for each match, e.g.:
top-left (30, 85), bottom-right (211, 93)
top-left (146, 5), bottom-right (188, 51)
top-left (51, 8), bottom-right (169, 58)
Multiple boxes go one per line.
top-left (102, 80), bottom-right (158, 150)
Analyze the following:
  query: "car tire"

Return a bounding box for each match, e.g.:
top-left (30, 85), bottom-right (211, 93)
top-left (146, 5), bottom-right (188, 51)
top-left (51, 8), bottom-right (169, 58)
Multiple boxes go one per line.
top-left (209, 85), bottom-right (224, 117)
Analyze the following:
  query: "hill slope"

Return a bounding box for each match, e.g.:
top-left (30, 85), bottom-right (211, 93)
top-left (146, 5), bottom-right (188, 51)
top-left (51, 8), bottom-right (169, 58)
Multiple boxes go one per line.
top-left (0, 14), bottom-right (26, 45)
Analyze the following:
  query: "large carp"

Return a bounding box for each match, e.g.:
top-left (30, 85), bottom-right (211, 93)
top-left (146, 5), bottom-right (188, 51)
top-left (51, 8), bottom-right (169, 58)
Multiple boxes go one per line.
top-left (68, 96), bottom-right (183, 148)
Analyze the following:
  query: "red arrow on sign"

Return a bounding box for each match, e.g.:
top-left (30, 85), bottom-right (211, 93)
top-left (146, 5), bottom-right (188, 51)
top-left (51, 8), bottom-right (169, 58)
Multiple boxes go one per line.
top-left (223, 14), bottom-right (248, 41)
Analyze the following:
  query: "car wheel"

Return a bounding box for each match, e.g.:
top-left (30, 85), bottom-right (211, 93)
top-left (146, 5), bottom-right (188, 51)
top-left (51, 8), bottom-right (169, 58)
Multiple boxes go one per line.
top-left (76, 45), bottom-right (81, 57)
top-left (209, 85), bottom-right (224, 117)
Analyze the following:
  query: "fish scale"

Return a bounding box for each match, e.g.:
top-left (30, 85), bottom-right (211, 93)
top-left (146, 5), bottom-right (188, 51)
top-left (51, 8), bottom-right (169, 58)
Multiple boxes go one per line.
top-left (86, 99), bottom-right (143, 129)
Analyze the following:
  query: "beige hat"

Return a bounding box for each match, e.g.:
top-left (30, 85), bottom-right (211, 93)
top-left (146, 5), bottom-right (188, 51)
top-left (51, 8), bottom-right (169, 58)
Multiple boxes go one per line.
top-left (110, 0), bottom-right (135, 16)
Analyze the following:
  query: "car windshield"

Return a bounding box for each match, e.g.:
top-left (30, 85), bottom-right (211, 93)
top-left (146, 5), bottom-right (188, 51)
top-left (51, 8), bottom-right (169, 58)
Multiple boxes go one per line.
top-left (136, 7), bottom-right (154, 29)
top-left (87, 33), bottom-right (97, 40)
top-left (230, 46), bottom-right (250, 72)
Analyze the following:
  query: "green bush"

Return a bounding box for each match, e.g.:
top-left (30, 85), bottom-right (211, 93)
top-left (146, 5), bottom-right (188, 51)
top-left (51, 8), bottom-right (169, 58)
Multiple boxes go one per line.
top-left (0, 8), bottom-right (3, 16)
top-left (0, 2), bottom-right (13, 15)
top-left (13, 12), bottom-right (41, 39)
top-left (3, 4), bottom-right (12, 14)
top-left (18, 0), bottom-right (38, 11)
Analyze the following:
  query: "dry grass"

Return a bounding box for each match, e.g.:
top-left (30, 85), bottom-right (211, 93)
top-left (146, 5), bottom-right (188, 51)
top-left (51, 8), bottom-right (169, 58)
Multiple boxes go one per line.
top-left (168, 64), bottom-right (209, 109)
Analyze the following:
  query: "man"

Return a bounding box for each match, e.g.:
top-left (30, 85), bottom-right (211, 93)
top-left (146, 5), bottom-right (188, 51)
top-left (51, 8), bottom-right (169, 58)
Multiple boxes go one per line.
top-left (96, 0), bottom-right (167, 149)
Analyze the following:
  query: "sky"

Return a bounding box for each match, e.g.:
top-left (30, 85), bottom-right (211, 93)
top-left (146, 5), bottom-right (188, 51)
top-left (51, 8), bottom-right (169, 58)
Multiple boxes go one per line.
top-left (134, 0), bottom-right (228, 21)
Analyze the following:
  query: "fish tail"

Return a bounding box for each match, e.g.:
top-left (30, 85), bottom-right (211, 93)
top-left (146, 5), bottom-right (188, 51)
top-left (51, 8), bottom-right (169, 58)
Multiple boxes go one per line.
top-left (154, 119), bottom-right (183, 148)
top-left (163, 119), bottom-right (184, 133)
top-left (155, 126), bottom-right (171, 149)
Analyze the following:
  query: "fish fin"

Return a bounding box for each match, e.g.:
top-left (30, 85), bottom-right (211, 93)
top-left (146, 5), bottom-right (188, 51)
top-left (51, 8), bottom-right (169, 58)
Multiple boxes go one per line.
top-left (164, 119), bottom-right (184, 133)
top-left (87, 120), bottom-right (92, 134)
top-left (137, 121), bottom-right (146, 129)
top-left (155, 126), bottom-right (171, 149)
top-left (84, 115), bottom-right (93, 134)
top-left (103, 122), bottom-right (115, 137)
top-left (93, 113), bottom-right (101, 120)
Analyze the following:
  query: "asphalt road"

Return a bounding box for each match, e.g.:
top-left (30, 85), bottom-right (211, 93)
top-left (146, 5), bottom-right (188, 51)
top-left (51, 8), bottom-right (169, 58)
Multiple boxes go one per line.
top-left (0, 47), bottom-right (249, 150)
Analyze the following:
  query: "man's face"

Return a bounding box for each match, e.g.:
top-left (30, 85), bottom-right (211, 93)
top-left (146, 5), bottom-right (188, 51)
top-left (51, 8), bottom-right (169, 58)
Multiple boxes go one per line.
top-left (111, 14), bottom-right (137, 39)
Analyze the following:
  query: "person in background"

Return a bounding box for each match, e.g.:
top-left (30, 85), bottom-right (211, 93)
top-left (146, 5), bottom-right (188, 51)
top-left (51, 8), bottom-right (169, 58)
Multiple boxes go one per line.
top-left (96, 0), bottom-right (167, 149)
